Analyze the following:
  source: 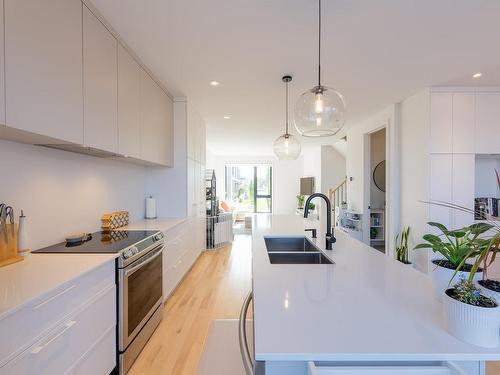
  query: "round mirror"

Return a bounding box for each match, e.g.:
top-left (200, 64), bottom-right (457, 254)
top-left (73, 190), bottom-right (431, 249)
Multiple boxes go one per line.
top-left (373, 160), bottom-right (386, 192)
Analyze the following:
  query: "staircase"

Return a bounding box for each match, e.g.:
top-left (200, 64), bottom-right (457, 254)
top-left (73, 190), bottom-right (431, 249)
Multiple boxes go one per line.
top-left (328, 177), bottom-right (347, 227)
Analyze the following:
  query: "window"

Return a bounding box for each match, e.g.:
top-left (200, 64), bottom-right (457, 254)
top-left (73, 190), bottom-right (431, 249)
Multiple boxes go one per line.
top-left (225, 164), bottom-right (272, 213)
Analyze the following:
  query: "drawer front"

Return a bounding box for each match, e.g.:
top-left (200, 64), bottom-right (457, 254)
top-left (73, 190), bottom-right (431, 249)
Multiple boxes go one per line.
top-left (0, 261), bottom-right (115, 366)
top-left (67, 325), bottom-right (116, 375)
top-left (0, 284), bottom-right (116, 375)
top-left (164, 236), bottom-right (186, 268)
top-left (308, 362), bottom-right (452, 375)
top-left (164, 222), bottom-right (188, 245)
top-left (163, 253), bottom-right (185, 299)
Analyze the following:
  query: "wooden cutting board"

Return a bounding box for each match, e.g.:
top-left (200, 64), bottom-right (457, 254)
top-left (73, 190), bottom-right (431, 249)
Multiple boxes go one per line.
top-left (0, 224), bottom-right (23, 268)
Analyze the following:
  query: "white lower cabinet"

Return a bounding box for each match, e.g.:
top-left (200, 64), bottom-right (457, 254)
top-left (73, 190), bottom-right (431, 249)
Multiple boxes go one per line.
top-left (163, 219), bottom-right (204, 300)
top-left (0, 261), bottom-right (116, 375)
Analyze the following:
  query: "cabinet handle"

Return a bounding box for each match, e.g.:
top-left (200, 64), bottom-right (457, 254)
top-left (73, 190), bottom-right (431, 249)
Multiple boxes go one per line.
top-left (32, 285), bottom-right (77, 310)
top-left (31, 320), bottom-right (76, 354)
top-left (239, 291), bottom-right (253, 375)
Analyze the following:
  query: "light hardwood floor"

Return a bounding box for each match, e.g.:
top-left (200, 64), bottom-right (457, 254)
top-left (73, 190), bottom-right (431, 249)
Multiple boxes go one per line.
top-left (129, 234), bottom-right (500, 375)
top-left (128, 235), bottom-right (252, 375)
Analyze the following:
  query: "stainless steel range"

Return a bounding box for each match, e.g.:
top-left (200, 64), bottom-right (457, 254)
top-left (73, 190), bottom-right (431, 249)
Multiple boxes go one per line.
top-left (33, 230), bottom-right (165, 374)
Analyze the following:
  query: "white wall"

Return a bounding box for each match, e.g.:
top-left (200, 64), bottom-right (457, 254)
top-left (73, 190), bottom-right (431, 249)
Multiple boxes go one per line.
top-left (370, 128), bottom-right (386, 209)
top-left (302, 146), bottom-right (322, 194)
top-left (320, 145), bottom-right (346, 196)
top-left (0, 139), bottom-right (148, 250)
top-left (399, 89), bottom-right (431, 273)
top-left (207, 154), bottom-right (303, 215)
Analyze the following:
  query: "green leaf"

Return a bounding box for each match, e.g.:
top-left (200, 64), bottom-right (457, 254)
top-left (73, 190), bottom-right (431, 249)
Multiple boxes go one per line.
top-left (428, 222), bottom-right (449, 233)
top-left (422, 234), bottom-right (442, 243)
top-left (447, 230), bottom-right (466, 238)
top-left (414, 243), bottom-right (431, 250)
top-left (469, 223), bottom-right (494, 235)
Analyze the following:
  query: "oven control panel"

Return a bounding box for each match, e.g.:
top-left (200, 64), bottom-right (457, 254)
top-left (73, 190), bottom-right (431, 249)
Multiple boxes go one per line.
top-left (120, 232), bottom-right (163, 263)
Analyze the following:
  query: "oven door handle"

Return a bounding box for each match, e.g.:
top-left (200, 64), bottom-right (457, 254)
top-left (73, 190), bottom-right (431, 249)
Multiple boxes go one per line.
top-left (124, 246), bottom-right (163, 277)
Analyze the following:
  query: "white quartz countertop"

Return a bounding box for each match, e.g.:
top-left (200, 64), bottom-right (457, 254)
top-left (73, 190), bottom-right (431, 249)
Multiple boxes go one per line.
top-left (0, 217), bottom-right (185, 321)
top-left (0, 253), bottom-right (116, 319)
top-left (123, 217), bottom-right (186, 232)
top-left (252, 215), bottom-right (500, 361)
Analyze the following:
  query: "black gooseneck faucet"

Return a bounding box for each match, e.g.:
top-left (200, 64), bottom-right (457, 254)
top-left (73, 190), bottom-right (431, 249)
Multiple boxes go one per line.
top-left (303, 193), bottom-right (336, 250)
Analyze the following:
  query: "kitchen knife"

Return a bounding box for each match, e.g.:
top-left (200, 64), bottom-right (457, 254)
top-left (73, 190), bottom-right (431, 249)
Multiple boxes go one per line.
top-left (5, 206), bottom-right (14, 236)
top-left (0, 204), bottom-right (7, 243)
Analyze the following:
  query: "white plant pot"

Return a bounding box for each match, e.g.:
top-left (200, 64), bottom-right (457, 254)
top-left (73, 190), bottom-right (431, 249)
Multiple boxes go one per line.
top-left (443, 289), bottom-right (500, 348)
top-left (477, 281), bottom-right (500, 304)
top-left (431, 259), bottom-right (482, 301)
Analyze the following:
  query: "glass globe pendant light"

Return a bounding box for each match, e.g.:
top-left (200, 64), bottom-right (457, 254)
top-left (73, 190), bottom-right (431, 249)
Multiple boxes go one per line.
top-left (273, 75), bottom-right (301, 160)
top-left (294, 0), bottom-right (346, 137)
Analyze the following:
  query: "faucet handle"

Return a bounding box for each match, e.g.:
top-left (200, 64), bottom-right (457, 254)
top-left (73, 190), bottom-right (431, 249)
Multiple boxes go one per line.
top-left (305, 228), bottom-right (317, 238)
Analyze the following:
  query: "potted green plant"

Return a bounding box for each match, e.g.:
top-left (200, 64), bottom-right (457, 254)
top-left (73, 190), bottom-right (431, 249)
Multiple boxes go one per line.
top-left (469, 233), bottom-right (500, 302)
top-left (296, 195), bottom-right (305, 209)
top-left (443, 276), bottom-right (499, 348)
top-left (417, 201), bottom-right (500, 347)
top-left (420, 200), bottom-right (500, 301)
top-left (395, 226), bottom-right (411, 265)
top-left (414, 222), bottom-right (491, 300)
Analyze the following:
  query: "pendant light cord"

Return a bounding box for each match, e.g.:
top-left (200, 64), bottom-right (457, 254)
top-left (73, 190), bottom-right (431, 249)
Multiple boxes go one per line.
top-left (285, 79), bottom-right (289, 135)
top-left (318, 0), bottom-right (322, 87)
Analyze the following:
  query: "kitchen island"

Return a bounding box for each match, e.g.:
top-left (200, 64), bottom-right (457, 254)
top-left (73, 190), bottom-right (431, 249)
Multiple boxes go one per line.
top-left (251, 215), bottom-right (500, 375)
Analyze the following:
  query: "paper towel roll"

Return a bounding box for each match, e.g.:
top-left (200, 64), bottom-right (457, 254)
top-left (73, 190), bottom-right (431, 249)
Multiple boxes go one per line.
top-left (145, 196), bottom-right (157, 219)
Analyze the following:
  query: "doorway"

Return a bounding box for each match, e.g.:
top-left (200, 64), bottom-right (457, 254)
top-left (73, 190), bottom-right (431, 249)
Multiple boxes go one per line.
top-left (368, 128), bottom-right (386, 253)
top-left (224, 164), bottom-right (273, 216)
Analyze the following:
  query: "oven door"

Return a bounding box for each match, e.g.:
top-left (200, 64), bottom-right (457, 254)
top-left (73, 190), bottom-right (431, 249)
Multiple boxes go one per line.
top-left (119, 244), bottom-right (163, 351)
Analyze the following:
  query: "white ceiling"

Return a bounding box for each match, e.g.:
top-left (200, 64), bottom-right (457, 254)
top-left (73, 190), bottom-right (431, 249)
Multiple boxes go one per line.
top-left (90, 0), bottom-right (500, 156)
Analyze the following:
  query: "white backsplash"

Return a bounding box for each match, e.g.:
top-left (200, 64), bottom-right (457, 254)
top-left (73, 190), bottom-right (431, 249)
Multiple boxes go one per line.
top-left (0, 139), bottom-right (148, 250)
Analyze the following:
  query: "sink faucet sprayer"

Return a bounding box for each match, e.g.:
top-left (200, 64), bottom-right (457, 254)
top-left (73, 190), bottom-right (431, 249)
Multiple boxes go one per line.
top-left (303, 193), bottom-right (336, 250)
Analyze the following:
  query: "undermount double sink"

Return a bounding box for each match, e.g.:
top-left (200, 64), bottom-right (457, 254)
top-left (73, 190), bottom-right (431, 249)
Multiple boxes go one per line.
top-left (264, 236), bottom-right (334, 265)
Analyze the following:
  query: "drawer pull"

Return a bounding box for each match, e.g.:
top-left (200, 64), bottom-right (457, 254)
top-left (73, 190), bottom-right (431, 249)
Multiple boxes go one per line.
top-left (32, 285), bottom-right (77, 310)
top-left (31, 320), bottom-right (76, 354)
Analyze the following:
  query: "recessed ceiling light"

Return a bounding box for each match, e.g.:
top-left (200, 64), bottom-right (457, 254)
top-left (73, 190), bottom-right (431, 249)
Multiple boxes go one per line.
top-left (473, 72), bottom-right (482, 78)
top-left (210, 81), bottom-right (220, 86)
top-left (223, 116), bottom-right (230, 119)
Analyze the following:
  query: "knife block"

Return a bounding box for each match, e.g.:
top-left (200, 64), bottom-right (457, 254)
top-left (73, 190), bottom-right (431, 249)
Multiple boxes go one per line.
top-left (0, 224), bottom-right (23, 268)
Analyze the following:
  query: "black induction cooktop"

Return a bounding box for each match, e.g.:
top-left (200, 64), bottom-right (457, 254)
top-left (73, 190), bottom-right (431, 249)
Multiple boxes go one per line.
top-left (33, 230), bottom-right (159, 254)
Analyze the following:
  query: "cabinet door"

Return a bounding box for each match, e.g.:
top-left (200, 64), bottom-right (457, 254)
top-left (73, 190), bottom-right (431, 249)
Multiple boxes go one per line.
top-left (83, 6), bottom-right (118, 153)
top-left (187, 109), bottom-right (196, 160)
top-left (5, 0), bottom-right (83, 143)
top-left (452, 93), bottom-right (475, 153)
top-left (452, 154), bottom-right (475, 228)
top-left (430, 93), bottom-right (452, 153)
top-left (429, 154), bottom-right (452, 230)
top-left (200, 122), bottom-right (206, 164)
top-left (475, 92), bottom-right (500, 154)
top-left (117, 44), bottom-right (141, 158)
top-left (187, 158), bottom-right (195, 217)
top-left (140, 71), bottom-right (173, 166)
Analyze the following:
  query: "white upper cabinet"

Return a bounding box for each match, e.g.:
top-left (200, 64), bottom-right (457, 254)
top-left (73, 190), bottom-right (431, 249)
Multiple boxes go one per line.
top-left (475, 92), bottom-right (500, 154)
top-left (117, 44), bottom-right (141, 158)
top-left (429, 154), bottom-right (452, 230)
top-left (140, 71), bottom-right (173, 166)
top-left (5, 0), bottom-right (83, 143)
top-left (451, 153), bottom-right (475, 228)
top-left (452, 92), bottom-right (475, 153)
top-left (187, 107), bottom-right (206, 163)
top-left (429, 92), bottom-right (452, 153)
top-left (83, 6), bottom-right (118, 153)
